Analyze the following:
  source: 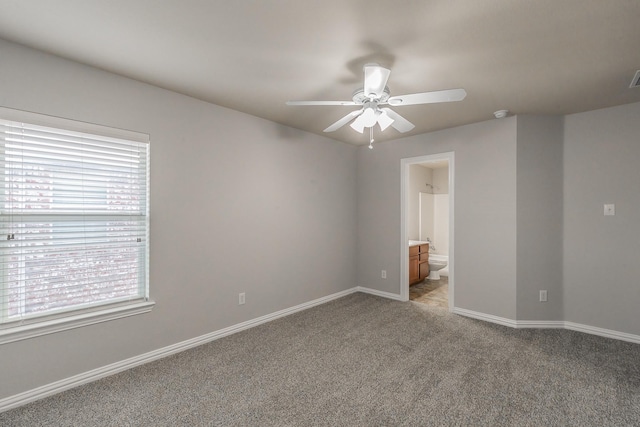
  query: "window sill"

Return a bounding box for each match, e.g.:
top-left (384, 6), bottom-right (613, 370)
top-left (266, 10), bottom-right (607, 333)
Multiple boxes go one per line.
top-left (0, 300), bottom-right (155, 345)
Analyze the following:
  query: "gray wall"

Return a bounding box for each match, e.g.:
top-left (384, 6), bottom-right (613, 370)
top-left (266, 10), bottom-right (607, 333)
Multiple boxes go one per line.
top-left (563, 102), bottom-right (640, 335)
top-left (516, 115), bottom-right (564, 320)
top-left (0, 40), bottom-right (358, 399)
top-left (356, 118), bottom-right (518, 319)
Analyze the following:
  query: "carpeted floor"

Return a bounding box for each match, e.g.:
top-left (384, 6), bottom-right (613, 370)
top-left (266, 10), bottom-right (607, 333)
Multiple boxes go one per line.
top-left (1, 293), bottom-right (639, 426)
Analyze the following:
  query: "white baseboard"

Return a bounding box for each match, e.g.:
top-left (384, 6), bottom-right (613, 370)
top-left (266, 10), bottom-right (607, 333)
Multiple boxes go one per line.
top-left (453, 307), bottom-right (518, 328)
top-left (453, 307), bottom-right (640, 344)
top-left (514, 320), bottom-right (565, 329)
top-left (0, 287), bottom-right (359, 413)
top-left (564, 321), bottom-right (640, 344)
top-left (356, 286), bottom-right (404, 301)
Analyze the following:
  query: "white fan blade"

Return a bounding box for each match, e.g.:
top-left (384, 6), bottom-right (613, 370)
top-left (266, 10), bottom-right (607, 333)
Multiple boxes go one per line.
top-left (387, 88), bottom-right (467, 106)
top-left (287, 100), bottom-right (357, 106)
top-left (377, 110), bottom-right (394, 131)
top-left (381, 108), bottom-right (415, 133)
top-left (364, 65), bottom-right (391, 99)
top-left (324, 110), bottom-right (363, 132)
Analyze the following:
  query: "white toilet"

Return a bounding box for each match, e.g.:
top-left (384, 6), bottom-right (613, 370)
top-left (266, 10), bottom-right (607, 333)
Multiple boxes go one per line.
top-left (428, 254), bottom-right (448, 280)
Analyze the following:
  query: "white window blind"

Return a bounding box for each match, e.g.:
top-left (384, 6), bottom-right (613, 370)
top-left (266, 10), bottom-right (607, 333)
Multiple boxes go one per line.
top-left (0, 108), bottom-right (150, 336)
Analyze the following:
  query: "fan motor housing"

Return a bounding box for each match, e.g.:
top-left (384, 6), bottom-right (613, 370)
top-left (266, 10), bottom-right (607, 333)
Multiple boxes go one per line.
top-left (352, 87), bottom-right (390, 104)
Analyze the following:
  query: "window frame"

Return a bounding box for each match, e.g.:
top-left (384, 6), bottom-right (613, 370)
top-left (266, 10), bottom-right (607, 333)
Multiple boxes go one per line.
top-left (0, 107), bottom-right (153, 345)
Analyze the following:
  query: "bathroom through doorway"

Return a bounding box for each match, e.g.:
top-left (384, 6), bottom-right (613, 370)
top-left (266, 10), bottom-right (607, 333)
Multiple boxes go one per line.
top-left (400, 152), bottom-right (454, 310)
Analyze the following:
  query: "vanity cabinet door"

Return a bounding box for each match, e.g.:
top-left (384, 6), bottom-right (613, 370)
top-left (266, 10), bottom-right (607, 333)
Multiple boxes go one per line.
top-left (418, 244), bottom-right (430, 281)
top-left (409, 255), bottom-right (419, 284)
top-left (419, 261), bottom-right (430, 281)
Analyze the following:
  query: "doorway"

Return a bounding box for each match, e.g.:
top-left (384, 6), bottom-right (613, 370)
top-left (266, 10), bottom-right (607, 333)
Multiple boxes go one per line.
top-left (400, 152), bottom-right (454, 310)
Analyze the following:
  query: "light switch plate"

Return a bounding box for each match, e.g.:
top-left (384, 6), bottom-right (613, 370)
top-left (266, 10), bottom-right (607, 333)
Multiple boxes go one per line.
top-left (604, 204), bottom-right (615, 216)
top-left (539, 290), bottom-right (547, 302)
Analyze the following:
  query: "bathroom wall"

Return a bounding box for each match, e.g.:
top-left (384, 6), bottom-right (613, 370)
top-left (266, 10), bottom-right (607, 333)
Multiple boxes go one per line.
top-left (432, 166), bottom-right (449, 255)
top-left (419, 192), bottom-right (435, 242)
top-left (433, 193), bottom-right (449, 255)
top-left (414, 164), bottom-right (449, 249)
top-left (408, 164), bottom-right (432, 240)
top-left (432, 167), bottom-right (449, 193)
top-left (419, 190), bottom-right (449, 255)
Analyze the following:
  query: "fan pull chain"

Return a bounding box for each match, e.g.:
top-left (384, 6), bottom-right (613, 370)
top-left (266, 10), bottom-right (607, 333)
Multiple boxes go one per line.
top-left (369, 126), bottom-right (374, 149)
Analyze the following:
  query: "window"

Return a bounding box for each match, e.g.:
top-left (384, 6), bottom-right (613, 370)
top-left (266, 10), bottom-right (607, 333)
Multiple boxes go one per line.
top-left (0, 107), bottom-right (152, 344)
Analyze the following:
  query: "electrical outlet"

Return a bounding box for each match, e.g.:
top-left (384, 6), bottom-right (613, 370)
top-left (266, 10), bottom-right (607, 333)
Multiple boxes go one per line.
top-left (239, 292), bottom-right (245, 305)
top-left (381, 270), bottom-right (387, 279)
top-left (539, 290), bottom-right (547, 302)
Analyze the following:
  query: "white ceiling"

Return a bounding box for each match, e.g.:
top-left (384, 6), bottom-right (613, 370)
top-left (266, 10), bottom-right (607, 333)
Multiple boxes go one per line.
top-left (1, 1), bottom-right (639, 145)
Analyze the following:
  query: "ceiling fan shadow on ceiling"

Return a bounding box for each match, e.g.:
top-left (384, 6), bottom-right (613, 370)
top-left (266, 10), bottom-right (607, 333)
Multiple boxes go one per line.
top-left (286, 63), bottom-right (467, 148)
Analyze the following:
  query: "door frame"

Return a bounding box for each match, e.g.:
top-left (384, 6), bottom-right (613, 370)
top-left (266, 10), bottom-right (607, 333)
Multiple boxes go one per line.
top-left (400, 152), bottom-right (455, 310)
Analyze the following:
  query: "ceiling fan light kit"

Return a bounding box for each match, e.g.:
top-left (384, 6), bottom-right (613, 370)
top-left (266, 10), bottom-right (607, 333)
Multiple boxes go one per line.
top-left (377, 109), bottom-right (394, 131)
top-left (287, 63), bottom-right (467, 147)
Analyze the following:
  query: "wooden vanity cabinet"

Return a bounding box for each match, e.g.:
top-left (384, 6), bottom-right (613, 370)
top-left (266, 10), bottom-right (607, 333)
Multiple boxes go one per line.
top-left (409, 246), bottom-right (420, 284)
top-left (409, 244), bottom-right (430, 285)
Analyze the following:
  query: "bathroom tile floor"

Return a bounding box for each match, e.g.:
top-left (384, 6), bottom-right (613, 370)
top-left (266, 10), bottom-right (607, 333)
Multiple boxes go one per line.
top-left (409, 276), bottom-right (449, 309)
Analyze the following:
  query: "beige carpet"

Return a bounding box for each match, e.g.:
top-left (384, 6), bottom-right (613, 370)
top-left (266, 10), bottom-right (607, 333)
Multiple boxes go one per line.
top-left (1, 293), bottom-right (639, 426)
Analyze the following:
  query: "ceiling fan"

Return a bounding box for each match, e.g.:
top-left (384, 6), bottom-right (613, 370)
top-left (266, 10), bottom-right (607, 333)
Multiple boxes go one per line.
top-left (286, 64), bottom-right (467, 147)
